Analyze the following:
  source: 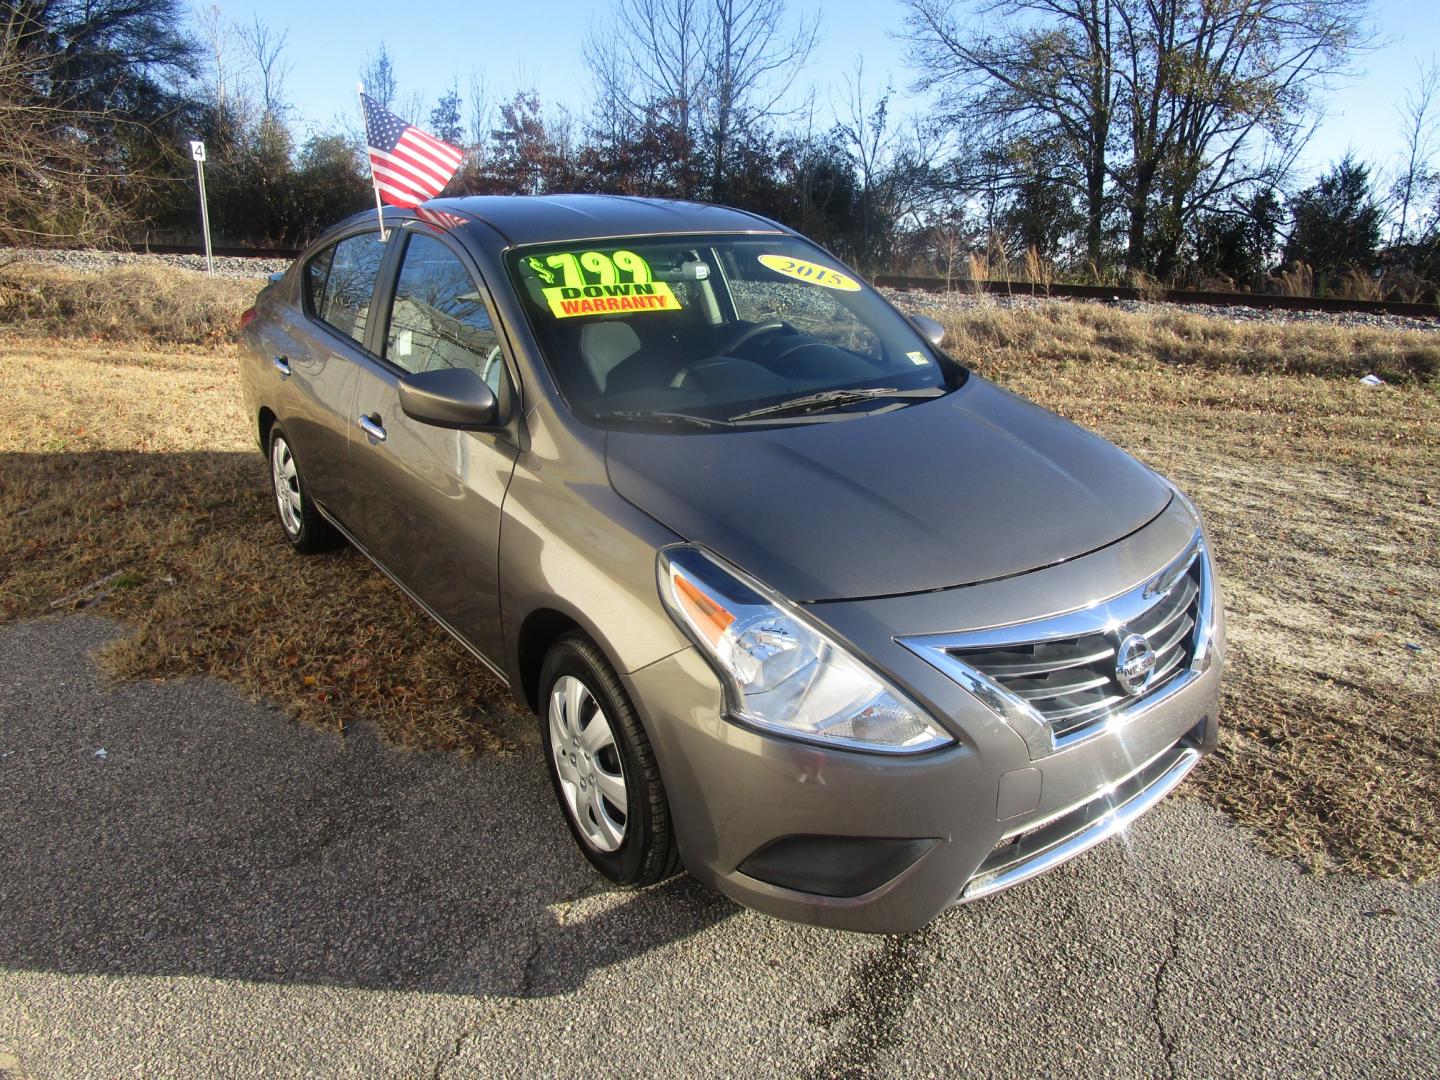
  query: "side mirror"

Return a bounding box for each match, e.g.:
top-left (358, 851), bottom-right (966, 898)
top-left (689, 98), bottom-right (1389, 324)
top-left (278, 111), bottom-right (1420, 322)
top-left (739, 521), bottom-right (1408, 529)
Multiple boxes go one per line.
top-left (910, 313), bottom-right (945, 348)
top-left (398, 367), bottom-right (500, 430)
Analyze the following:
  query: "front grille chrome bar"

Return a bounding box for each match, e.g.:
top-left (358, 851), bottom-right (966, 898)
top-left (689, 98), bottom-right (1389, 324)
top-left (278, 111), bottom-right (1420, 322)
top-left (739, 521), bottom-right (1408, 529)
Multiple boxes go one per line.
top-left (960, 743), bottom-right (1202, 903)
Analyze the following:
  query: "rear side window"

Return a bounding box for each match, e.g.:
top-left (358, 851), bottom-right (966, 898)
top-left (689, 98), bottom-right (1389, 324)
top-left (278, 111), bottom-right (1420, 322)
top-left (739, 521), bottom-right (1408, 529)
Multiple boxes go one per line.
top-left (303, 245), bottom-right (334, 316)
top-left (384, 233), bottom-right (508, 395)
top-left (309, 232), bottom-right (385, 346)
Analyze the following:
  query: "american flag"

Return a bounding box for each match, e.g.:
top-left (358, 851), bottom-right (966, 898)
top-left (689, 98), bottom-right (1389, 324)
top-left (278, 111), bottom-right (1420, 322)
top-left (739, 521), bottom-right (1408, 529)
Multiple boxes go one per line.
top-left (362, 93), bottom-right (463, 208)
top-left (414, 206), bottom-right (471, 230)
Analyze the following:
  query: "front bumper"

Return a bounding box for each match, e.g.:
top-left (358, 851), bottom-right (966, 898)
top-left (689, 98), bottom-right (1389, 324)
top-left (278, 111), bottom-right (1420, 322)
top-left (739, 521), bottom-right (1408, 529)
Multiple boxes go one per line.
top-left (624, 497), bottom-right (1223, 934)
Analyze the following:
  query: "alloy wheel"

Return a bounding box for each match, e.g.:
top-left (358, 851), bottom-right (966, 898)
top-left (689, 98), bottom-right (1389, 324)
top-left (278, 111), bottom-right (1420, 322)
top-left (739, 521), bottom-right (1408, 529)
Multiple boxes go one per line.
top-left (548, 674), bottom-right (628, 852)
top-left (271, 436), bottom-right (303, 537)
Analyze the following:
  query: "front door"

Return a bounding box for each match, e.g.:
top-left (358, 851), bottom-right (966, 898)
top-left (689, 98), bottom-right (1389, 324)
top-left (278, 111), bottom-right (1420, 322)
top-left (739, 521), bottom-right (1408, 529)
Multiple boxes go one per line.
top-left (345, 229), bottom-right (519, 671)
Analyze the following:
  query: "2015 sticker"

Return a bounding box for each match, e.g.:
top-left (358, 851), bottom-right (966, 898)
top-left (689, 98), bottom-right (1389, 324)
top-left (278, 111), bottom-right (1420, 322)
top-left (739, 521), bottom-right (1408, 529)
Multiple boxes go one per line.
top-left (757, 254), bottom-right (861, 291)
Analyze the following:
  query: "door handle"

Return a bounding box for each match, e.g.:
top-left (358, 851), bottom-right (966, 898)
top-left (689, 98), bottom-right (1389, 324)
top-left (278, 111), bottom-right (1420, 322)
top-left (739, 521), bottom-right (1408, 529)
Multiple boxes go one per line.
top-left (272, 355), bottom-right (291, 376)
top-left (358, 414), bottom-right (387, 442)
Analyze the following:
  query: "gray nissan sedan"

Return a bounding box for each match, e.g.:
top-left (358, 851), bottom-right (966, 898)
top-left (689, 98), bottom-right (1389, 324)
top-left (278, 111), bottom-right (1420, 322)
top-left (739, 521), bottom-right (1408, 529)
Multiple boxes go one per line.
top-left (238, 195), bottom-right (1223, 933)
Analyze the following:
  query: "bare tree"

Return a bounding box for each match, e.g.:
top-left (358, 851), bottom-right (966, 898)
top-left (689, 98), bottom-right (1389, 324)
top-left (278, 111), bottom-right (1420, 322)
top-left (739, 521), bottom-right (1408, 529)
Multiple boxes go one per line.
top-left (584, 0), bottom-right (709, 194)
top-left (836, 57), bottom-right (893, 265)
top-left (836, 57), bottom-right (937, 268)
top-left (0, 3), bottom-right (194, 243)
top-left (239, 15), bottom-right (292, 121)
top-left (361, 44), bottom-right (397, 108)
top-left (0, 29), bottom-right (107, 240)
top-left (466, 68), bottom-right (494, 148)
top-left (704, 0), bottom-right (820, 195)
top-left (1390, 57), bottom-right (1439, 247)
top-left (194, 2), bottom-right (250, 138)
top-left (903, 0), bottom-right (1372, 275)
top-left (1114, 0), bottom-right (1372, 274)
top-left (585, 0), bottom-right (818, 198)
top-left (900, 0), bottom-right (1118, 270)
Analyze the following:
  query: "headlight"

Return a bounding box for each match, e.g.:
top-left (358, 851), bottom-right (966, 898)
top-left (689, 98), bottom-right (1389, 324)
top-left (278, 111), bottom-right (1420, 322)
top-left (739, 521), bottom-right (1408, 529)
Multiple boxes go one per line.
top-left (658, 546), bottom-right (954, 753)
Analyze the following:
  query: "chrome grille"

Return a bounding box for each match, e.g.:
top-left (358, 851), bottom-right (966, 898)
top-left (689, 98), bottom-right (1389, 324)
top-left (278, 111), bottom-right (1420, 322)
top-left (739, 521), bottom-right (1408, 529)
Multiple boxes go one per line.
top-left (898, 532), bottom-right (1217, 759)
top-left (951, 560), bottom-right (1201, 739)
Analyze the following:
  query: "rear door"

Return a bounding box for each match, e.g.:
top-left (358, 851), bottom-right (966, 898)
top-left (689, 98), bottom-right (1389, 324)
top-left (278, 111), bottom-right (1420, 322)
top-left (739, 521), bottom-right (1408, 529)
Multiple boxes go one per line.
top-left (278, 229), bottom-right (387, 521)
top-left (344, 227), bottom-right (521, 670)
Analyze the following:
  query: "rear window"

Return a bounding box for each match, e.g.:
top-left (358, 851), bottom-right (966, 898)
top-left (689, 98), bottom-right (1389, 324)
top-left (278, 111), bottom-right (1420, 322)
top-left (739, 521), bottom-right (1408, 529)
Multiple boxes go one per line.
top-left (303, 245), bottom-right (334, 317)
top-left (307, 231), bottom-right (385, 346)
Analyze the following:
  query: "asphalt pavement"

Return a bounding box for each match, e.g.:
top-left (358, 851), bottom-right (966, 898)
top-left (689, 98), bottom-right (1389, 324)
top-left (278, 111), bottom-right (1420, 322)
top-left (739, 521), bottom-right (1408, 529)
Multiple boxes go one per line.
top-left (1, 615), bottom-right (1436, 1079)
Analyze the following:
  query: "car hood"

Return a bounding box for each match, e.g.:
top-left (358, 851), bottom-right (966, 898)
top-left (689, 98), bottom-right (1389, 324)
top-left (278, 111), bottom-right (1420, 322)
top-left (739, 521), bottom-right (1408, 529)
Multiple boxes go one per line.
top-left (605, 377), bottom-right (1171, 602)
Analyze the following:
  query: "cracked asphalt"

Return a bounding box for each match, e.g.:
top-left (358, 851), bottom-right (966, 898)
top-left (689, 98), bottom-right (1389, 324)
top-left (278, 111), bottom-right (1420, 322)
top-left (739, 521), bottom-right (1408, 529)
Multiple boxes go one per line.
top-left (1, 615), bottom-right (1437, 1079)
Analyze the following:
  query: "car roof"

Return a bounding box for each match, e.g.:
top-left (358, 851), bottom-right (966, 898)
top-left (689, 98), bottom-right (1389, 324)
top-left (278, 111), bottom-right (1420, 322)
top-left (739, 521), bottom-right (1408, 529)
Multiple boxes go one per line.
top-left (333, 194), bottom-right (788, 249)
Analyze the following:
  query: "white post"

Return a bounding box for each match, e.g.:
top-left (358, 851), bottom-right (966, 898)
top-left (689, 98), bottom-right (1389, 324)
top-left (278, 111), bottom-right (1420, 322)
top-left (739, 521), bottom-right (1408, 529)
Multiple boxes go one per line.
top-left (359, 83), bottom-right (388, 241)
top-left (190, 140), bottom-right (214, 276)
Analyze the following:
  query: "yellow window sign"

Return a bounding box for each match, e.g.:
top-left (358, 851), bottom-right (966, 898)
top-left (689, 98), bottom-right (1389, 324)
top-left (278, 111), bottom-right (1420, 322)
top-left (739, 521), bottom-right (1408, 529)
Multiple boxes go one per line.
top-left (757, 254), bottom-right (861, 291)
top-left (526, 249), bottom-right (683, 318)
top-left (544, 282), bottom-right (681, 318)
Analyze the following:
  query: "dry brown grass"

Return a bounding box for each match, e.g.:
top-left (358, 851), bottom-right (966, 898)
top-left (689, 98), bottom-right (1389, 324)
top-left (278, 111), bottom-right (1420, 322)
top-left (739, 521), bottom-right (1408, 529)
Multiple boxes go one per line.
top-left (0, 262), bottom-right (261, 346)
top-left (2, 292), bottom-right (1438, 883)
top-left (0, 338), bottom-right (513, 754)
top-left (941, 300), bottom-right (1440, 385)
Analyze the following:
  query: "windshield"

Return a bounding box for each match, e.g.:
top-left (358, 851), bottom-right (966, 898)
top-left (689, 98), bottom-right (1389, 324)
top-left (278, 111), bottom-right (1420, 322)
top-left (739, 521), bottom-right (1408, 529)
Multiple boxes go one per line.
top-left (506, 235), bottom-right (960, 428)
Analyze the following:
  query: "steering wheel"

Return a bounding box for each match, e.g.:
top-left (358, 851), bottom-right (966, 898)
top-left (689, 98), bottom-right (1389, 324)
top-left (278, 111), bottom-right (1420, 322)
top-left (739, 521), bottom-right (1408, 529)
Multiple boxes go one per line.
top-left (716, 319), bottom-right (788, 357)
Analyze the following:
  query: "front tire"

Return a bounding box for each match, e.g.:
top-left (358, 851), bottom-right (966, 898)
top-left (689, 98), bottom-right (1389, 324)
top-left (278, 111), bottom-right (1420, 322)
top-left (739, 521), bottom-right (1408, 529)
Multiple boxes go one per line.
top-left (540, 633), bottom-right (680, 886)
top-left (268, 425), bottom-right (340, 554)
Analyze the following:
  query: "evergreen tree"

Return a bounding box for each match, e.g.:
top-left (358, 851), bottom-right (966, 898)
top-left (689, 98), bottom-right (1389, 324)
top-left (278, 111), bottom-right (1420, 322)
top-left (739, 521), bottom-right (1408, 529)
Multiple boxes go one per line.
top-left (1283, 157), bottom-right (1383, 292)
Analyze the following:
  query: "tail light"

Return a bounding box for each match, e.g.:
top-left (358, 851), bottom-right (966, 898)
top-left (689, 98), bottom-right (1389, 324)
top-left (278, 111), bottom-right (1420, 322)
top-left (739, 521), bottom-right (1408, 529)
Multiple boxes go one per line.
top-left (240, 307), bottom-right (257, 329)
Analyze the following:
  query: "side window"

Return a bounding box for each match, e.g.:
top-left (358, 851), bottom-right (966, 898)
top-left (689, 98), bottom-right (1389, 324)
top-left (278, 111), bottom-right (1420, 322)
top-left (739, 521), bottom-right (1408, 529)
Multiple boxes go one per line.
top-left (304, 245), bottom-right (334, 317)
top-left (385, 234), bottom-right (507, 394)
top-left (317, 232), bottom-right (386, 346)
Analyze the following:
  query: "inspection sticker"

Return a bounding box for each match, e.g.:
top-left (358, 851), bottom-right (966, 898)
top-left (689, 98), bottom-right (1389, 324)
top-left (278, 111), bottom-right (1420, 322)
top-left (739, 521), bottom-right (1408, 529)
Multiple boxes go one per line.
top-left (757, 254), bottom-right (862, 291)
top-left (906, 351), bottom-right (928, 366)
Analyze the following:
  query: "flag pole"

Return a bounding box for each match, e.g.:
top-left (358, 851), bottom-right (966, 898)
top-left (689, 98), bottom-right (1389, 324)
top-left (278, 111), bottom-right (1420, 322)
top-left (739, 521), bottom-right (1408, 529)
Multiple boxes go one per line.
top-left (359, 82), bottom-right (388, 241)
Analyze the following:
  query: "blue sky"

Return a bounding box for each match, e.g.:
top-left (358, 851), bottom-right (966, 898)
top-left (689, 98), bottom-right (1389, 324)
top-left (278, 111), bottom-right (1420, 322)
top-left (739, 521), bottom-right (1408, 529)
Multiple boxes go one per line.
top-left (232, 0), bottom-right (1439, 183)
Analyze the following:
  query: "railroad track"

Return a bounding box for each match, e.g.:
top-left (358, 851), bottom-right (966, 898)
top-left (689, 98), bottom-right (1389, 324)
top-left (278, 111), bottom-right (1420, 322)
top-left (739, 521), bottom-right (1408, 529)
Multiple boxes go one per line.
top-left (874, 274), bottom-right (1439, 320)
top-left (113, 244), bottom-right (1440, 320)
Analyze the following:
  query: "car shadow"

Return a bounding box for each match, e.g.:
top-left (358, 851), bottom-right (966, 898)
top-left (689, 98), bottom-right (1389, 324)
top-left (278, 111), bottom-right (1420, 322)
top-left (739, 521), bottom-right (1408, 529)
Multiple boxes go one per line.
top-left (0, 609), bottom-right (737, 1000)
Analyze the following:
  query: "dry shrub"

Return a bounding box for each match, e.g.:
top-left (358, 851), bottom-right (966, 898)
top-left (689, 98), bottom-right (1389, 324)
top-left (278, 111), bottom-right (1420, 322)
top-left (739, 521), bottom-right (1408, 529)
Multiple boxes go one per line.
top-left (1196, 274), bottom-right (1236, 293)
top-left (1274, 262), bottom-right (1314, 297)
top-left (1021, 247), bottom-right (1055, 290)
top-left (963, 251), bottom-right (990, 293)
top-left (1336, 268), bottom-right (1383, 301)
top-left (1379, 267), bottom-right (1437, 305)
top-left (1128, 268), bottom-right (1169, 302)
top-left (0, 262), bottom-right (260, 346)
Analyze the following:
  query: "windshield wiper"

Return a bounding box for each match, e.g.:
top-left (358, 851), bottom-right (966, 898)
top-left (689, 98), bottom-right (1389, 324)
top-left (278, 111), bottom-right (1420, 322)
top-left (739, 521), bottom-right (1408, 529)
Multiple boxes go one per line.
top-left (591, 409), bottom-right (735, 429)
top-left (729, 387), bottom-right (944, 422)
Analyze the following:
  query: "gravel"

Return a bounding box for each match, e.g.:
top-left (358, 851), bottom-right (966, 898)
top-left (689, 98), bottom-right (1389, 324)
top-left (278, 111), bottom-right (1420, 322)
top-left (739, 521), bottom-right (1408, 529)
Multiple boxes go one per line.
top-left (0, 246), bottom-right (291, 281)
top-left (882, 287), bottom-right (1440, 335)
